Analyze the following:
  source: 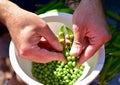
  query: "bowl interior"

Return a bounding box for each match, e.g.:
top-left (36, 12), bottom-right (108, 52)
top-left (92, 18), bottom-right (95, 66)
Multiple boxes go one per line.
top-left (9, 12), bottom-right (105, 85)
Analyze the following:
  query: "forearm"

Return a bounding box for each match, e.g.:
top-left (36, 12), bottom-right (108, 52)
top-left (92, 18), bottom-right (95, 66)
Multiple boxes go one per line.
top-left (75, 0), bottom-right (106, 22)
top-left (80, 0), bottom-right (102, 5)
top-left (0, 0), bottom-right (22, 26)
top-left (80, 0), bottom-right (103, 12)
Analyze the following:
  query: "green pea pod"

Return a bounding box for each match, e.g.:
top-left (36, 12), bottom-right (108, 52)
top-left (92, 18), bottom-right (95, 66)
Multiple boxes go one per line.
top-left (98, 80), bottom-right (108, 85)
top-left (99, 56), bottom-right (113, 82)
top-left (107, 57), bottom-right (120, 71)
top-left (112, 34), bottom-right (120, 49)
top-left (58, 25), bottom-right (66, 48)
top-left (105, 9), bottom-right (120, 21)
top-left (35, 1), bottom-right (57, 14)
top-left (105, 48), bottom-right (117, 54)
top-left (105, 41), bottom-right (113, 48)
top-left (57, 8), bottom-right (74, 14)
top-left (100, 56), bottom-right (120, 85)
top-left (107, 62), bottom-right (120, 76)
top-left (108, 24), bottom-right (116, 35)
top-left (112, 42), bottom-right (120, 49)
top-left (35, 0), bottom-right (73, 14)
top-left (32, 25), bottom-right (85, 85)
top-left (109, 51), bottom-right (120, 57)
top-left (106, 64), bottom-right (120, 82)
top-left (65, 26), bottom-right (74, 39)
top-left (58, 32), bottom-right (65, 40)
top-left (49, 1), bottom-right (66, 10)
top-left (114, 33), bottom-right (120, 42)
top-left (65, 26), bottom-right (74, 47)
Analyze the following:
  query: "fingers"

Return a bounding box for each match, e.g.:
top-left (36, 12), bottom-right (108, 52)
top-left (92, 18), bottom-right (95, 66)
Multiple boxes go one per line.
top-left (76, 35), bottom-right (105, 67)
top-left (37, 49), bottom-right (66, 63)
top-left (70, 24), bottom-right (110, 67)
top-left (36, 48), bottom-right (66, 63)
top-left (19, 45), bottom-right (66, 63)
top-left (70, 24), bottom-right (85, 56)
top-left (76, 45), bottom-right (100, 67)
top-left (40, 24), bottom-right (63, 52)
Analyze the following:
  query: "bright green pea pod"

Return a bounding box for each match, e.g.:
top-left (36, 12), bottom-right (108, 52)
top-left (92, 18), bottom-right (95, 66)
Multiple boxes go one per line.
top-left (58, 32), bottom-right (65, 40)
top-left (65, 26), bottom-right (74, 47)
top-left (57, 8), bottom-right (74, 14)
top-left (35, 0), bottom-right (66, 14)
top-left (65, 26), bottom-right (74, 39)
top-left (58, 25), bottom-right (65, 36)
top-left (48, 1), bottom-right (66, 11)
top-left (59, 39), bottom-right (65, 43)
top-left (35, 1), bottom-right (57, 14)
top-left (58, 25), bottom-right (65, 46)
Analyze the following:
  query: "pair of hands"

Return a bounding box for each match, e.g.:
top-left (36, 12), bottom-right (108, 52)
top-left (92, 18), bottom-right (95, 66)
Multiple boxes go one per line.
top-left (6, 0), bottom-right (111, 67)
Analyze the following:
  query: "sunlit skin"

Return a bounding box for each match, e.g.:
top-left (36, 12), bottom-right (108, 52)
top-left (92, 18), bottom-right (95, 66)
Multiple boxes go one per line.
top-left (0, 0), bottom-right (111, 67)
top-left (71, 0), bottom-right (111, 67)
top-left (0, 1), bottom-right (66, 63)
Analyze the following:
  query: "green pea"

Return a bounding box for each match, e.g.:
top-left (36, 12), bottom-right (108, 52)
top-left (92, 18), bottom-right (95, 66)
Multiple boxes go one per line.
top-left (32, 25), bottom-right (85, 85)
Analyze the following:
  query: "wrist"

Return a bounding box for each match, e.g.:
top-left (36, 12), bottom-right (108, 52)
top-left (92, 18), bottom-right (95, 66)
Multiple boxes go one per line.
top-left (79, 0), bottom-right (103, 11)
top-left (80, 0), bottom-right (102, 5)
top-left (0, 0), bottom-right (22, 25)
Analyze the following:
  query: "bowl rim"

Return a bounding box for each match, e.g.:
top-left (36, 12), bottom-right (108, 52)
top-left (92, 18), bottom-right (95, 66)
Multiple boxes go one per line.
top-left (39, 12), bottom-right (73, 18)
top-left (9, 41), bottom-right (105, 85)
top-left (75, 45), bottom-right (105, 85)
top-left (9, 41), bottom-right (42, 85)
top-left (9, 12), bottom-right (105, 85)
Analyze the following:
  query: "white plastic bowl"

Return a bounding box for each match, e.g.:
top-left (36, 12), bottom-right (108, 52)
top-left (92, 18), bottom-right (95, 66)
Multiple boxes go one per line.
top-left (9, 12), bottom-right (105, 85)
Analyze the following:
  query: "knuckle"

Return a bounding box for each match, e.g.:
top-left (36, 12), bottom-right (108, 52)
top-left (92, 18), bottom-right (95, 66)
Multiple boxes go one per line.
top-left (104, 33), bottom-right (112, 43)
top-left (18, 46), bottom-right (32, 58)
top-left (41, 21), bottom-right (48, 29)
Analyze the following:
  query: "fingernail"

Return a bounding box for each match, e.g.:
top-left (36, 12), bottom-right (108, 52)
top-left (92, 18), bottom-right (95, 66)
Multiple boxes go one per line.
top-left (57, 53), bottom-right (66, 62)
top-left (76, 62), bottom-right (82, 68)
top-left (70, 44), bottom-right (82, 56)
top-left (58, 43), bottom-right (63, 51)
top-left (54, 41), bottom-right (63, 51)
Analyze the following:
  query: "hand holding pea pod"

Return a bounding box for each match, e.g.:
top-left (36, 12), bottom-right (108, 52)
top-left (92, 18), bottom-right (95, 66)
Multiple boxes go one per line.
top-left (32, 25), bottom-right (85, 85)
top-left (4, 2), bottom-right (67, 63)
top-left (70, 0), bottom-right (111, 67)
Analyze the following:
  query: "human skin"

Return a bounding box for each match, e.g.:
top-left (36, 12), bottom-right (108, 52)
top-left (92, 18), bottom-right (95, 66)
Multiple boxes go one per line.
top-left (0, 0), bottom-right (111, 67)
top-left (0, 0), bottom-right (66, 63)
top-left (71, 0), bottom-right (111, 67)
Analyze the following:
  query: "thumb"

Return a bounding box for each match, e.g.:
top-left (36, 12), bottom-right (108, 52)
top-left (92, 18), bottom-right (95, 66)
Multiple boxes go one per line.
top-left (76, 45), bottom-right (100, 67)
top-left (70, 24), bottom-right (84, 56)
top-left (41, 25), bottom-right (63, 51)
